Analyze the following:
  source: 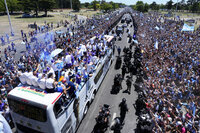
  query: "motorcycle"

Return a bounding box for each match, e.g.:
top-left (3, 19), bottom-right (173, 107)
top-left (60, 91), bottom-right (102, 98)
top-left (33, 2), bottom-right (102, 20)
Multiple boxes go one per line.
top-left (111, 74), bottom-right (123, 94)
top-left (93, 104), bottom-right (111, 133)
top-left (110, 117), bottom-right (122, 133)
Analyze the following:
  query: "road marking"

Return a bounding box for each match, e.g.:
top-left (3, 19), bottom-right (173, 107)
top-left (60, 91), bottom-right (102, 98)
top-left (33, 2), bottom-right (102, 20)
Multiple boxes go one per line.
top-left (109, 112), bottom-right (116, 133)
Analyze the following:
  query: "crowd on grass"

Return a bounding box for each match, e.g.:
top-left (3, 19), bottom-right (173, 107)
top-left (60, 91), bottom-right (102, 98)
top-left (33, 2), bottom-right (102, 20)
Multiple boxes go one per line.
top-left (135, 12), bottom-right (200, 132)
top-left (0, 9), bottom-right (125, 125)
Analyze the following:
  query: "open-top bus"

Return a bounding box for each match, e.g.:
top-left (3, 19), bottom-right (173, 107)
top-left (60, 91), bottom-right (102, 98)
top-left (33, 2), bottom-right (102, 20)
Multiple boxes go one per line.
top-left (7, 35), bottom-right (115, 133)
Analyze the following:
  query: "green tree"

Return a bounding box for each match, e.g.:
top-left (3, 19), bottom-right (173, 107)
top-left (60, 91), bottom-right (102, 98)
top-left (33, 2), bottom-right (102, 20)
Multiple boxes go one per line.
top-left (7, 0), bottom-right (20, 14)
top-left (144, 3), bottom-right (149, 12)
top-left (0, 0), bottom-right (6, 13)
top-left (166, 0), bottom-right (173, 9)
top-left (18, 0), bottom-right (32, 13)
top-left (191, 1), bottom-right (199, 12)
top-left (72, 0), bottom-right (80, 11)
top-left (150, 1), bottom-right (159, 10)
top-left (92, 0), bottom-right (97, 11)
top-left (39, 0), bottom-right (55, 16)
top-left (31, 0), bottom-right (39, 17)
top-left (84, 2), bottom-right (89, 8)
top-left (135, 1), bottom-right (144, 12)
top-left (100, 2), bottom-right (112, 12)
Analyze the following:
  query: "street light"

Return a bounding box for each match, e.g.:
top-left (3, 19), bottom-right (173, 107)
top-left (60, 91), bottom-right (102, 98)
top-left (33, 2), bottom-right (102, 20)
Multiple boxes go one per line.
top-left (70, 0), bottom-right (72, 10)
top-left (4, 0), bottom-right (14, 36)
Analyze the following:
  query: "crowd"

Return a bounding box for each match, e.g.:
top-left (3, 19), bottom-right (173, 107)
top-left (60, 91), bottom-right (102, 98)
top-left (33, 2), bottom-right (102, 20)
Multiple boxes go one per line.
top-left (135, 12), bottom-right (200, 132)
top-left (0, 9), bottom-right (127, 125)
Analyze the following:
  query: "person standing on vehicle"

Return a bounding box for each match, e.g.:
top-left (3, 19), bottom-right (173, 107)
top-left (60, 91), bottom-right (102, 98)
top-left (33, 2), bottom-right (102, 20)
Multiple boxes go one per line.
top-left (119, 98), bottom-right (129, 124)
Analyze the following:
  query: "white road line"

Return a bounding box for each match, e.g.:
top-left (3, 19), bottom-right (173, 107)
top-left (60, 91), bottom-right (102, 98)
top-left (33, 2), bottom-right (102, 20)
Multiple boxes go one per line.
top-left (109, 112), bottom-right (117, 133)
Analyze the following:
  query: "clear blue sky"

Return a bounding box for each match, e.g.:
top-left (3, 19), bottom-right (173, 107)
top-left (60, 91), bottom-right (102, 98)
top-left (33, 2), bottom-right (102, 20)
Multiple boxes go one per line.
top-left (80, 0), bottom-right (178, 5)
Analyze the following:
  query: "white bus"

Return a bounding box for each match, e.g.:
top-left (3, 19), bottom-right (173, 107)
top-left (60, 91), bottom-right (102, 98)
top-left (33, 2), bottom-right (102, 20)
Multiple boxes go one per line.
top-left (7, 35), bottom-right (115, 133)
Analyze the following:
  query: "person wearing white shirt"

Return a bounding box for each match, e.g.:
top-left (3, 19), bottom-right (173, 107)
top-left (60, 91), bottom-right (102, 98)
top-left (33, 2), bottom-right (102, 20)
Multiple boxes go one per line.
top-left (46, 73), bottom-right (55, 93)
top-left (26, 71), bottom-right (33, 86)
top-left (19, 72), bottom-right (26, 84)
top-left (38, 74), bottom-right (46, 90)
top-left (30, 72), bottom-right (38, 87)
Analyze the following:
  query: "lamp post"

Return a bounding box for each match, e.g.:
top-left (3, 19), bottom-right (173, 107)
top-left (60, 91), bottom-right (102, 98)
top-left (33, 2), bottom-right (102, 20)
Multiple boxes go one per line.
top-left (70, 0), bottom-right (72, 10)
top-left (4, 0), bottom-right (14, 36)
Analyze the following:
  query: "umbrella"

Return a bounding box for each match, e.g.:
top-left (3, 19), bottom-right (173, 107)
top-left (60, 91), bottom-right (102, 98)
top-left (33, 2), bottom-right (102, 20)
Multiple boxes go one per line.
top-left (50, 48), bottom-right (63, 57)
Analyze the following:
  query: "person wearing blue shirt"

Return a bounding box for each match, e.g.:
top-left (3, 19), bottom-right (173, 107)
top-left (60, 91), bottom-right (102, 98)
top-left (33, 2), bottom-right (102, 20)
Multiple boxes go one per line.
top-left (66, 78), bottom-right (77, 99)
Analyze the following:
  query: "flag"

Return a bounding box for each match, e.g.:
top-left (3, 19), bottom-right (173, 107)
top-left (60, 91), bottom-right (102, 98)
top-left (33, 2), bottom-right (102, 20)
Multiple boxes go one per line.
top-left (154, 41), bottom-right (158, 49)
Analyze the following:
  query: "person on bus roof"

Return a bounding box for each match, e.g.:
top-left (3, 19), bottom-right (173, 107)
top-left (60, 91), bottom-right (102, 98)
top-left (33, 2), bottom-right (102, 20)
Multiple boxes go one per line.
top-left (66, 78), bottom-right (77, 99)
top-left (46, 73), bottom-right (55, 93)
top-left (38, 73), bottom-right (46, 90)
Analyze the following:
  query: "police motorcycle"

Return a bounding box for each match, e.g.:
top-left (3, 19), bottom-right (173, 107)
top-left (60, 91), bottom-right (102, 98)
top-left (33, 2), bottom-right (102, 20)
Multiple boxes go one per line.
top-left (111, 74), bottom-right (123, 94)
top-left (93, 104), bottom-right (111, 133)
top-left (110, 117), bottom-right (122, 133)
top-left (137, 109), bottom-right (154, 133)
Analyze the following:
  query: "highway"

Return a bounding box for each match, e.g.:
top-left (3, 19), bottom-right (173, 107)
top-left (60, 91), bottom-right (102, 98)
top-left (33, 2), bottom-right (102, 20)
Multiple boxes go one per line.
top-left (76, 13), bottom-right (137, 133)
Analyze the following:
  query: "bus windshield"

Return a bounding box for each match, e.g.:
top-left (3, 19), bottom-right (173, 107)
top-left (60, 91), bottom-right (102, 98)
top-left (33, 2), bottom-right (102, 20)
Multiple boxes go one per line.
top-left (8, 98), bottom-right (47, 122)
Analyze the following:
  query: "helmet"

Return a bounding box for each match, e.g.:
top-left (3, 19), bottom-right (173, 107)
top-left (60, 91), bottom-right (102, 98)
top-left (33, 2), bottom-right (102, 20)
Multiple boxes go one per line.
top-left (122, 98), bottom-right (126, 103)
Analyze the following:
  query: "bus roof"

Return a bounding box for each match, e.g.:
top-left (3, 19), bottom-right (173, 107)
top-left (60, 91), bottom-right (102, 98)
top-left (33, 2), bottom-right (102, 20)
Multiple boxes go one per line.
top-left (8, 86), bottom-right (62, 106)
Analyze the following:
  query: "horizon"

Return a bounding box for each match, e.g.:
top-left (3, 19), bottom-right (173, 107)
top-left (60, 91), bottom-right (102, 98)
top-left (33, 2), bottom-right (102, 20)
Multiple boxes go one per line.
top-left (80, 0), bottom-right (179, 5)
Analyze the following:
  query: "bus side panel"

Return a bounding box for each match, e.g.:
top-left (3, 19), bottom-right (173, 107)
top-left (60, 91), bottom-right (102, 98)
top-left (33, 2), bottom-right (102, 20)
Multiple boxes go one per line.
top-left (78, 85), bottom-right (87, 120)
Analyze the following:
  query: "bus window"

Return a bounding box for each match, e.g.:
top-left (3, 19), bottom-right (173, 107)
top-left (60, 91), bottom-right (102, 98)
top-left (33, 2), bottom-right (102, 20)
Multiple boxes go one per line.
top-left (8, 98), bottom-right (47, 122)
top-left (53, 99), bottom-right (63, 118)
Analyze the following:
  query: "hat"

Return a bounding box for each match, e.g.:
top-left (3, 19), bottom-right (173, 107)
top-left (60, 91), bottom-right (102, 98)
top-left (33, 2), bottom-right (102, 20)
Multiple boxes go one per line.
top-left (43, 69), bottom-right (47, 73)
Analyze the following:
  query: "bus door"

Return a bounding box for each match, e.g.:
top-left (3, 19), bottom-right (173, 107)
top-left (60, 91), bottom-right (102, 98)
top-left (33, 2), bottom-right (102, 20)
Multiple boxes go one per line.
top-left (53, 96), bottom-right (77, 133)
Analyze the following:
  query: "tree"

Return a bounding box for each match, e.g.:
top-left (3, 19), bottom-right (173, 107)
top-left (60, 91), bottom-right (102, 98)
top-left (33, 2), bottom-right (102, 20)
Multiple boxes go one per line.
top-left (6, 0), bottom-right (19, 14)
top-left (150, 1), bottom-right (159, 10)
top-left (191, 1), bottom-right (199, 12)
top-left (84, 2), bottom-right (89, 8)
top-left (72, 0), bottom-right (80, 11)
top-left (31, 0), bottom-right (39, 17)
top-left (144, 3), bottom-right (149, 12)
top-left (92, 0), bottom-right (97, 11)
top-left (166, 0), bottom-right (173, 10)
top-left (39, 0), bottom-right (55, 16)
top-left (0, 0), bottom-right (6, 13)
top-left (18, 0), bottom-right (32, 13)
top-left (100, 2), bottom-right (112, 12)
top-left (135, 1), bottom-right (144, 12)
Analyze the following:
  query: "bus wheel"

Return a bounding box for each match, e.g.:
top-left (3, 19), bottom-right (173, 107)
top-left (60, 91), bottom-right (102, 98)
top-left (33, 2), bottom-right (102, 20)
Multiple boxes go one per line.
top-left (83, 104), bottom-right (89, 116)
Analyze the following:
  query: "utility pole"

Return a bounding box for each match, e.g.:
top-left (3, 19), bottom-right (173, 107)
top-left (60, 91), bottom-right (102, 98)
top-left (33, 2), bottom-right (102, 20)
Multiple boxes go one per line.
top-left (70, 0), bottom-right (72, 10)
top-left (4, 0), bottom-right (14, 36)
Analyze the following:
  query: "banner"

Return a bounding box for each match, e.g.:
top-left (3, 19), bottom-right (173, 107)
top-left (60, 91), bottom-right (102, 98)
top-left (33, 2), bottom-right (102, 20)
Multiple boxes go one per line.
top-left (181, 23), bottom-right (194, 32)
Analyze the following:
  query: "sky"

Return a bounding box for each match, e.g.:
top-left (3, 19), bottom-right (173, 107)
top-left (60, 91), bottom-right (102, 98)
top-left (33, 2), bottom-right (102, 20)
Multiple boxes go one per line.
top-left (80, 0), bottom-right (178, 5)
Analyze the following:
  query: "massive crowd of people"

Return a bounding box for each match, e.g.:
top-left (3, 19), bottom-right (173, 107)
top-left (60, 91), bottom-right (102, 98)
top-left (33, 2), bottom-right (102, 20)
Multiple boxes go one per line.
top-left (135, 12), bottom-right (200, 132)
top-left (1, 7), bottom-right (199, 132)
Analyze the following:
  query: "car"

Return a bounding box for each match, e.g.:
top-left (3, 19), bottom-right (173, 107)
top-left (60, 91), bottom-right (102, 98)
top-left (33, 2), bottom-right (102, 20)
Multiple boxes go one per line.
top-left (22, 13), bottom-right (32, 18)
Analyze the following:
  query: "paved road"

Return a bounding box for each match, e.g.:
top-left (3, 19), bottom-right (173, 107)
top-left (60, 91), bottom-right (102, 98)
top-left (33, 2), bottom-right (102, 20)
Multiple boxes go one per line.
top-left (76, 14), bottom-right (137, 133)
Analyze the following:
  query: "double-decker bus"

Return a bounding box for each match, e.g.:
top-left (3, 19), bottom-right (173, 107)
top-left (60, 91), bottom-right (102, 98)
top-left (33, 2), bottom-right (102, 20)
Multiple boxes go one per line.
top-left (7, 35), bottom-right (115, 133)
